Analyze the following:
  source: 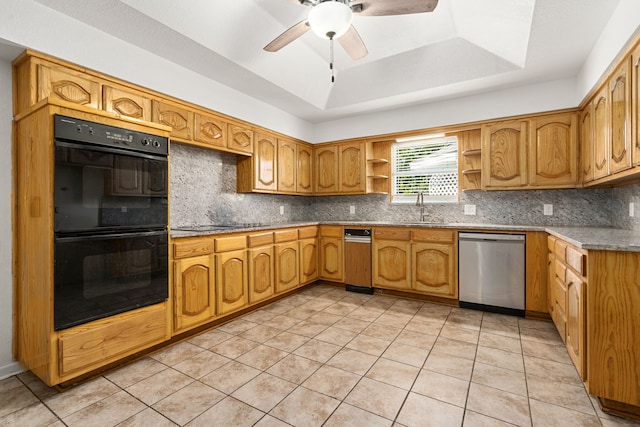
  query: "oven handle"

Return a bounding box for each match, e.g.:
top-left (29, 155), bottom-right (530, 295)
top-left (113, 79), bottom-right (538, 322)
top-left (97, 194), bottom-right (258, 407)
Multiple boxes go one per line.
top-left (55, 229), bottom-right (167, 242)
top-left (55, 140), bottom-right (168, 162)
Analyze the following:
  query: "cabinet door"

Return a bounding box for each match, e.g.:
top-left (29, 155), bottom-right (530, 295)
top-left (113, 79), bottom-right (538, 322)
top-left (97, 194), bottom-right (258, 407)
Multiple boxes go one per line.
top-left (103, 86), bottom-right (152, 121)
top-left (216, 250), bottom-right (248, 315)
top-left (593, 88), bottom-right (610, 179)
top-left (315, 146), bottom-right (338, 193)
top-left (300, 237), bottom-right (319, 284)
top-left (633, 44), bottom-right (640, 165)
top-left (528, 113), bottom-right (578, 187)
top-left (228, 125), bottom-right (254, 154)
top-left (112, 156), bottom-right (143, 195)
top-left (411, 242), bottom-right (456, 298)
top-left (609, 58), bottom-right (633, 174)
top-left (581, 105), bottom-right (595, 183)
top-left (152, 100), bottom-right (193, 141)
top-left (254, 133), bottom-right (278, 191)
top-left (565, 270), bottom-right (586, 379)
top-left (482, 121), bottom-right (528, 188)
top-left (319, 236), bottom-right (343, 281)
top-left (275, 242), bottom-right (300, 293)
top-left (248, 246), bottom-right (274, 304)
top-left (37, 63), bottom-right (100, 109)
top-left (174, 255), bottom-right (216, 332)
top-left (194, 112), bottom-right (227, 149)
top-left (277, 139), bottom-right (297, 193)
top-left (297, 144), bottom-right (313, 194)
top-left (372, 239), bottom-right (411, 290)
top-left (339, 142), bottom-right (365, 193)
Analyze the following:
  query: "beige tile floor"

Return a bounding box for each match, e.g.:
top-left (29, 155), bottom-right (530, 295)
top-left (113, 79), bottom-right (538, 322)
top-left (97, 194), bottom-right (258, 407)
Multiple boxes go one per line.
top-left (3, 284), bottom-right (640, 427)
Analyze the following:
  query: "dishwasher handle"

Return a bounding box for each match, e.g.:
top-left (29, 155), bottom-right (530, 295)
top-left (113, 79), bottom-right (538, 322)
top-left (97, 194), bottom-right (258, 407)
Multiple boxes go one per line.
top-left (458, 232), bottom-right (525, 242)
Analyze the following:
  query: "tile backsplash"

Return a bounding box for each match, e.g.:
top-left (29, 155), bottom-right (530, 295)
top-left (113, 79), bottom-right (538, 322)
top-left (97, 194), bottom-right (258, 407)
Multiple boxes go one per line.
top-left (171, 144), bottom-right (621, 229)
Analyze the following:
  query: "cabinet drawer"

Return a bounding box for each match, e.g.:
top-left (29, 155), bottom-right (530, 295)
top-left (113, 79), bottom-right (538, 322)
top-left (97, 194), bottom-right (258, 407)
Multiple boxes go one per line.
top-left (565, 245), bottom-right (586, 276)
top-left (547, 235), bottom-right (557, 253)
top-left (247, 232), bottom-right (274, 248)
top-left (298, 226), bottom-right (318, 239)
top-left (554, 258), bottom-right (567, 282)
top-left (215, 235), bottom-right (246, 252)
top-left (552, 276), bottom-right (567, 314)
top-left (374, 228), bottom-right (411, 241)
top-left (554, 239), bottom-right (567, 261)
top-left (173, 238), bottom-right (214, 259)
top-left (320, 226), bottom-right (343, 238)
top-left (412, 229), bottom-right (454, 243)
top-left (274, 229), bottom-right (298, 243)
top-left (58, 304), bottom-right (167, 376)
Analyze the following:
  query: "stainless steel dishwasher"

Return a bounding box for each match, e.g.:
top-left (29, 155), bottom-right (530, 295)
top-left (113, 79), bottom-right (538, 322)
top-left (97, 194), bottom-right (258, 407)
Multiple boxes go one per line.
top-left (458, 232), bottom-right (525, 316)
top-left (344, 228), bottom-right (373, 294)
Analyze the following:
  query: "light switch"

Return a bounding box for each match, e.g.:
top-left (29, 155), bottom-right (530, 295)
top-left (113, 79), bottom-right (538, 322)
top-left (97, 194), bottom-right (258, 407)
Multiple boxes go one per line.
top-left (350, 205), bottom-right (355, 215)
top-left (279, 205), bottom-right (284, 215)
top-left (543, 204), bottom-right (553, 216)
top-left (630, 202), bottom-right (635, 217)
top-left (464, 204), bottom-right (476, 215)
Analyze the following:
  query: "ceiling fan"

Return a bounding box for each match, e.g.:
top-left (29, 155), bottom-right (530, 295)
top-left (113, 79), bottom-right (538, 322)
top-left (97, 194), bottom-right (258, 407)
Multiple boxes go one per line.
top-left (264, 0), bottom-right (439, 81)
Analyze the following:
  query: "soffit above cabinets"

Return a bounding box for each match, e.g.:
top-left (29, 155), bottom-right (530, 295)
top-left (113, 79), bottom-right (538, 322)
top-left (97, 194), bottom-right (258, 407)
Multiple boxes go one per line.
top-left (33, 0), bottom-right (622, 123)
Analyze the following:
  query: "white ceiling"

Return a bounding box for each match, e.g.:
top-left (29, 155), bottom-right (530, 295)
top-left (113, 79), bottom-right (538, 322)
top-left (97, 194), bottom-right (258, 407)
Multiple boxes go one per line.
top-left (31, 0), bottom-right (622, 123)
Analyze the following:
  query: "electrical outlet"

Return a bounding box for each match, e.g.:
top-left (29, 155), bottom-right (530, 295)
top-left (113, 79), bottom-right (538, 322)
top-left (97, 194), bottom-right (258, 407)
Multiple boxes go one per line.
top-left (349, 205), bottom-right (355, 215)
top-left (630, 202), bottom-right (635, 217)
top-left (464, 204), bottom-right (476, 215)
top-left (279, 205), bottom-right (284, 215)
top-left (544, 204), bottom-right (553, 216)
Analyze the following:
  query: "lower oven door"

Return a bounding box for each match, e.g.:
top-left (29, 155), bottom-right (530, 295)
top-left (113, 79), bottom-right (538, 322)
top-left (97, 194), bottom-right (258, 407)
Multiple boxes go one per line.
top-left (54, 230), bottom-right (168, 330)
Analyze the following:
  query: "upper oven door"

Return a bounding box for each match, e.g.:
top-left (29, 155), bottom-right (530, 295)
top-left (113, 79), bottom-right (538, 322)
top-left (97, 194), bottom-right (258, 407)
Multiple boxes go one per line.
top-left (54, 141), bottom-right (168, 234)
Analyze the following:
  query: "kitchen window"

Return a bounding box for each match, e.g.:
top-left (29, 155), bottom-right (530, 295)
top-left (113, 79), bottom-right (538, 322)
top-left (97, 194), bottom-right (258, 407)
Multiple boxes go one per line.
top-left (391, 134), bottom-right (458, 203)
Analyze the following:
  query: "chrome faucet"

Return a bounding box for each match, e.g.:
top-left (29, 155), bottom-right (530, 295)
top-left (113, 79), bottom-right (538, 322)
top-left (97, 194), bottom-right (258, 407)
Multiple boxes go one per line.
top-left (416, 191), bottom-right (425, 222)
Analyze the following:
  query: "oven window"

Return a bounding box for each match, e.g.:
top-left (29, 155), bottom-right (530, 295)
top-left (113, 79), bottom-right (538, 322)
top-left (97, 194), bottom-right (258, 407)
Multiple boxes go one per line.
top-left (54, 143), bottom-right (168, 233)
top-left (54, 231), bottom-right (168, 330)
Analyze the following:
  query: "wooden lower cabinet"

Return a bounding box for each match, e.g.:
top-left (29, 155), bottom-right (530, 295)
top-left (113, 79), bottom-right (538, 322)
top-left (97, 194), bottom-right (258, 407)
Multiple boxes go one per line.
top-left (565, 270), bottom-right (585, 374)
top-left (248, 246), bottom-right (275, 303)
top-left (372, 235), bottom-right (411, 290)
top-left (319, 226), bottom-right (344, 281)
top-left (173, 254), bottom-right (216, 332)
top-left (411, 243), bottom-right (456, 298)
top-left (275, 242), bottom-right (300, 293)
top-left (300, 237), bottom-right (319, 284)
top-left (216, 249), bottom-right (248, 315)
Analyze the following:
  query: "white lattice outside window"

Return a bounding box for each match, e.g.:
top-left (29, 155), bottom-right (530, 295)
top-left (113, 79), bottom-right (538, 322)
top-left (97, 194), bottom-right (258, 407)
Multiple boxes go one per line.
top-left (391, 135), bottom-right (458, 203)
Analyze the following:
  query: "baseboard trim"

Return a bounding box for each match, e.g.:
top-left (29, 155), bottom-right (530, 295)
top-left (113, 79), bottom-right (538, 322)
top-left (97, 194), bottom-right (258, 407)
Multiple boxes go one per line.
top-left (0, 360), bottom-right (25, 380)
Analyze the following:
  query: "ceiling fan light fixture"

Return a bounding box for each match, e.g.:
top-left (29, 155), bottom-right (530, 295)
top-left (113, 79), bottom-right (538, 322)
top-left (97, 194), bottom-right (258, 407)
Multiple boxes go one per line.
top-left (308, 1), bottom-right (353, 39)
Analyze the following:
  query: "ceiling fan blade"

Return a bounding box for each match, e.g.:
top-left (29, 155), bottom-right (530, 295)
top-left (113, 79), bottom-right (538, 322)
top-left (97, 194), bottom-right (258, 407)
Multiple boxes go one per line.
top-left (264, 20), bottom-right (310, 52)
top-left (352, 0), bottom-right (438, 16)
top-left (338, 25), bottom-right (368, 60)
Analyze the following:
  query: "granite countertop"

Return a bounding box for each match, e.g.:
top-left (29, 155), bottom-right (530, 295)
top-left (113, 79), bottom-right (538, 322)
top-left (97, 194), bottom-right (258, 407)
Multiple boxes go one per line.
top-left (170, 222), bottom-right (640, 253)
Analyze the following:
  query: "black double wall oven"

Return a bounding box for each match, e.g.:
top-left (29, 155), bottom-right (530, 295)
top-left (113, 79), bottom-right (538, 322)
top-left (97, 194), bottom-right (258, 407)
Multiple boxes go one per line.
top-left (53, 115), bottom-right (169, 330)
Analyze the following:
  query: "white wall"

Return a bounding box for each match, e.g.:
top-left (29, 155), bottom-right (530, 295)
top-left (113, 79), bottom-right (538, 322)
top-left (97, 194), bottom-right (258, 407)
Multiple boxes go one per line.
top-left (0, 58), bottom-right (19, 378)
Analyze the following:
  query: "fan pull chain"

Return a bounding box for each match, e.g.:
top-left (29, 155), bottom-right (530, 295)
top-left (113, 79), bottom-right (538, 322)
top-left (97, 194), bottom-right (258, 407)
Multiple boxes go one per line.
top-left (328, 32), bottom-right (336, 83)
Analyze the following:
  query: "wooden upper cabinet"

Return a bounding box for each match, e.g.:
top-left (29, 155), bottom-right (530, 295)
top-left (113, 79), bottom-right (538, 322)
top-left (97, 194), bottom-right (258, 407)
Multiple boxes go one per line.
top-left (254, 133), bottom-right (278, 191)
top-left (152, 100), bottom-right (193, 141)
top-left (593, 87), bottom-right (610, 179)
top-left (339, 142), bottom-right (365, 193)
top-left (609, 58), bottom-right (632, 174)
top-left (315, 145), bottom-right (338, 193)
top-left (194, 112), bottom-right (227, 149)
top-left (36, 63), bottom-right (101, 110)
top-left (528, 113), bottom-right (578, 187)
top-left (297, 144), bottom-right (313, 194)
top-left (482, 121), bottom-right (528, 189)
top-left (581, 104), bottom-right (595, 183)
top-left (633, 43), bottom-right (640, 165)
top-left (103, 85), bottom-right (152, 121)
top-left (277, 139), bottom-right (297, 193)
top-left (228, 125), bottom-right (254, 155)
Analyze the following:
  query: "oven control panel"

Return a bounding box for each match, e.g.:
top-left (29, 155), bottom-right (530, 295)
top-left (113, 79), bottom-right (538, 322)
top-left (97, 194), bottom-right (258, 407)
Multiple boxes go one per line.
top-left (54, 115), bottom-right (168, 156)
